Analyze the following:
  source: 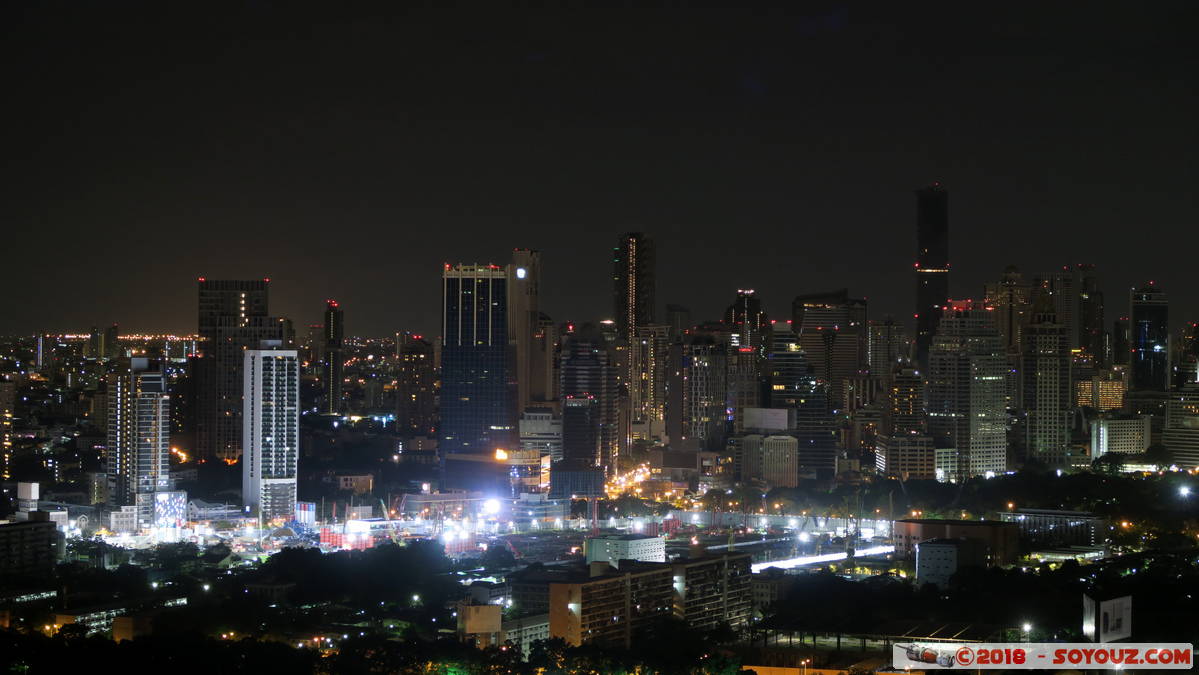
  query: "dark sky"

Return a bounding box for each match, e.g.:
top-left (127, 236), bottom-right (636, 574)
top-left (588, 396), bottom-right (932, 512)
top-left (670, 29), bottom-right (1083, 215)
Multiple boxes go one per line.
top-left (3, 3), bottom-right (1196, 337)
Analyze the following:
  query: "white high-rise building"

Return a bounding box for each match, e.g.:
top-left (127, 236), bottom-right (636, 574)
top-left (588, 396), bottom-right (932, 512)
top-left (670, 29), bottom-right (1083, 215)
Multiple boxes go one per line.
top-left (106, 358), bottom-right (170, 530)
top-left (928, 301), bottom-right (1008, 478)
top-left (1022, 295), bottom-right (1073, 468)
top-left (1164, 387), bottom-right (1199, 468)
top-left (243, 343), bottom-right (300, 521)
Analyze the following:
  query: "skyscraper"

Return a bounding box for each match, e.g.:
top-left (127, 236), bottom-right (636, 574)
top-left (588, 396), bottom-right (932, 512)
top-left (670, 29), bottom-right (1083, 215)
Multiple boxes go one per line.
top-left (0, 380), bottom-right (15, 480)
top-left (1077, 265), bottom-right (1106, 365)
top-left (630, 324), bottom-right (670, 436)
top-left (242, 344), bottom-right (299, 521)
top-left (107, 358), bottom-right (170, 529)
top-left (792, 289), bottom-right (867, 411)
top-left (323, 300), bottom-right (344, 415)
top-left (927, 300), bottom-right (1007, 478)
top-left (395, 333), bottom-right (437, 438)
top-left (667, 337), bottom-right (728, 452)
top-left (1164, 385), bottom-right (1199, 468)
top-left (1129, 284), bottom-right (1169, 392)
top-left (665, 304), bottom-right (691, 342)
top-left (509, 249), bottom-right (543, 413)
top-left (724, 289), bottom-right (770, 354)
top-left (1112, 317), bottom-right (1130, 366)
top-left (195, 278), bottom-right (291, 462)
top-left (1021, 293), bottom-right (1072, 468)
top-left (914, 184), bottom-right (950, 368)
top-left (1036, 264), bottom-right (1105, 362)
top-left (984, 266), bottom-right (1032, 355)
top-left (884, 367), bottom-right (926, 436)
top-left (764, 324), bottom-right (838, 476)
top-left (867, 316), bottom-right (911, 376)
top-left (725, 346), bottom-right (761, 435)
top-left (559, 324), bottom-right (620, 472)
top-left (440, 264), bottom-right (516, 454)
top-left (875, 367), bottom-right (934, 480)
top-left (613, 233), bottom-right (656, 341)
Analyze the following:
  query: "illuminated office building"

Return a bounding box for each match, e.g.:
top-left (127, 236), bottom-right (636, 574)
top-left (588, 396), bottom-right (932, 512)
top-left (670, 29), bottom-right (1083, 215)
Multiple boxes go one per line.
top-left (1076, 368), bottom-right (1126, 411)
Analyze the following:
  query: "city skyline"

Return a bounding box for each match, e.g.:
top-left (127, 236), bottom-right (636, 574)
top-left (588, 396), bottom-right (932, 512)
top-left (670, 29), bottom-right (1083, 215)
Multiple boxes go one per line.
top-left (5, 5), bottom-right (1199, 669)
top-left (3, 4), bottom-right (1197, 336)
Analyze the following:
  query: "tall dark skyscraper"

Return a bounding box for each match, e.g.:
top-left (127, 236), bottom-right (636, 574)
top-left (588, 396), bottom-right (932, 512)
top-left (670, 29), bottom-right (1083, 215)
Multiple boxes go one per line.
top-left (509, 249), bottom-right (543, 413)
top-left (559, 324), bottom-right (620, 472)
top-left (1035, 263), bottom-right (1106, 363)
top-left (395, 332), bottom-right (437, 438)
top-left (914, 184), bottom-right (950, 368)
top-left (1130, 284), bottom-right (1169, 391)
top-left (764, 324), bottom-right (837, 477)
top-left (792, 289), bottom-right (868, 411)
top-left (440, 264), bottom-right (516, 454)
top-left (724, 289), bottom-right (770, 354)
top-left (195, 279), bottom-right (291, 462)
top-left (613, 232), bottom-right (656, 341)
top-left (322, 300), bottom-right (344, 415)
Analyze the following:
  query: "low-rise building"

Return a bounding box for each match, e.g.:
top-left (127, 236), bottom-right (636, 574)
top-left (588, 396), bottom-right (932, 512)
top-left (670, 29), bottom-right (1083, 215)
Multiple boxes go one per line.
top-left (670, 552), bottom-right (752, 631)
top-left (501, 613), bottom-right (550, 657)
top-left (0, 516), bottom-right (61, 579)
top-left (585, 534), bottom-right (666, 567)
top-left (56, 603), bottom-right (128, 636)
top-left (457, 603), bottom-right (549, 659)
top-left (999, 509), bottom-right (1102, 547)
top-left (751, 568), bottom-right (796, 612)
top-left (893, 518), bottom-right (1018, 566)
top-left (875, 434), bottom-right (936, 479)
top-left (336, 474), bottom-right (374, 495)
top-left (915, 538), bottom-right (987, 589)
top-left (548, 561), bottom-right (674, 648)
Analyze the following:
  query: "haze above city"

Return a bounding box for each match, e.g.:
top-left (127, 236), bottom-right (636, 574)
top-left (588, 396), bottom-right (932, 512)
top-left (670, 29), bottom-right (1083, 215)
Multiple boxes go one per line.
top-left (3, 4), bottom-right (1197, 335)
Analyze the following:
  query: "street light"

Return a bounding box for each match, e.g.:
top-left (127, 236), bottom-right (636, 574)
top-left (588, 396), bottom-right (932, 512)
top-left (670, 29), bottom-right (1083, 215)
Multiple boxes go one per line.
top-left (1180, 486), bottom-right (1192, 498)
top-left (801, 658), bottom-right (811, 675)
top-left (1022, 623), bottom-right (1032, 642)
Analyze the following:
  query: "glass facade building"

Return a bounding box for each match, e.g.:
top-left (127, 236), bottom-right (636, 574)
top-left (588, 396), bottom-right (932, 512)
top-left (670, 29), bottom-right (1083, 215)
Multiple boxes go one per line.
top-left (1130, 284), bottom-right (1169, 391)
top-left (441, 265), bottom-right (516, 455)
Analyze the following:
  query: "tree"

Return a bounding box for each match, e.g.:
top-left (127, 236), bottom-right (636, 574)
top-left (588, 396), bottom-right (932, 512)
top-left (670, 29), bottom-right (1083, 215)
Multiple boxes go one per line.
top-left (1092, 453), bottom-right (1125, 476)
top-left (480, 544), bottom-right (517, 570)
top-left (1144, 444), bottom-right (1172, 470)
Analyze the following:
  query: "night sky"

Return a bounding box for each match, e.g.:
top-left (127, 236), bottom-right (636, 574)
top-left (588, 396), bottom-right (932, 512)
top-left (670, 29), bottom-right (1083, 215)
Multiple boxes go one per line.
top-left (3, 3), bottom-right (1196, 337)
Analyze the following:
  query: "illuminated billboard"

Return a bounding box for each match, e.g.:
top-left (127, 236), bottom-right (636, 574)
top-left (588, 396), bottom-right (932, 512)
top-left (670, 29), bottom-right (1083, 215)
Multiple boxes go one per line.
top-left (154, 491), bottom-right (188, 529)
